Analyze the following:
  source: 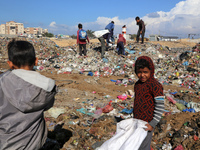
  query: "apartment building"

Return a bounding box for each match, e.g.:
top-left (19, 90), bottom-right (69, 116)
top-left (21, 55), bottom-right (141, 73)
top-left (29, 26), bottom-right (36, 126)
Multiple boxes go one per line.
top-left (0, 21), bottom-right (48, 36)
top-left (0, 24), bottom-right (6, 34)
top-left (4, 21), bottom-right (24, 35)
top-left (24, 27), bottom-right (48, 35)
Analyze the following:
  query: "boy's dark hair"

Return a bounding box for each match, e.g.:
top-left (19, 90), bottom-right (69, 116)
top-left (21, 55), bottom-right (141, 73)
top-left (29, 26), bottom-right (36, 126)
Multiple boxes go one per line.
top-left (135, 16), bottom-right (140, 21)
top-left (111, 21), bottom-right (114, 24)
top-left (135, 58), bottom-right (150, 73)
top-left (78, 23), bottom-right (82, 29)
top-left (7, 39), bottom-right (36, 68)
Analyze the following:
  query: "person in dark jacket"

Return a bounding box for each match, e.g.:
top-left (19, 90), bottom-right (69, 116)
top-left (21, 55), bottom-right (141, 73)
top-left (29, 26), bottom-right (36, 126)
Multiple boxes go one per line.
top-left (135, 16), bottom-right (145, 44)
top-left (105, 21), bottom-right (115, 44)
top-left (0, 39), bottom-right (57, 150)
top-left (117, 34), bottom-right (126, 55)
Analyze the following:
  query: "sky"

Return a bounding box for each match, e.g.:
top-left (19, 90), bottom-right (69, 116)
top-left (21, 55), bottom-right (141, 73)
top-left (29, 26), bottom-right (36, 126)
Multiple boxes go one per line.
top-left (1, 0), bottom-right (200, 38)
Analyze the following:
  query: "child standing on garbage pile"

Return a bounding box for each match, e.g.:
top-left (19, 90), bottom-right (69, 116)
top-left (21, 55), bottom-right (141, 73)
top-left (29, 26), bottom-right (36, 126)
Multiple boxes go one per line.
top-left (0, 39), bottom-right (57, 150)
top-left (117, 34), bottom-right (126, 55)
top-left (77, 23), bottom-right (90, 58)
top-left (133, 56), bottom-right (164, 150)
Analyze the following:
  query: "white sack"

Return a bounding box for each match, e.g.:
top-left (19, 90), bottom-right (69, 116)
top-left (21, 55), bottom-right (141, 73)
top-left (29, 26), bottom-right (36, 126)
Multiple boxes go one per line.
top-left (96, 118), bottom-right (148, 150)
top-left (93, 29), bottom-right (109, 38)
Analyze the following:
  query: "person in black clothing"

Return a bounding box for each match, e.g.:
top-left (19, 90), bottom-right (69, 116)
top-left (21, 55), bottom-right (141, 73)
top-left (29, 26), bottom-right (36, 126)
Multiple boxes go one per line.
top-left (135, 16), bottom-right (145, 44)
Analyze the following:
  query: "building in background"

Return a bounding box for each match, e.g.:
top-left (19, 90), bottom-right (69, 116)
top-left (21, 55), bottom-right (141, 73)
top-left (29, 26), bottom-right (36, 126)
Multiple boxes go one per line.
top-left (24, 27), bottom-right (48, 37)
top-left (5, 21), bottom-right (24, 35)
top-left (149, 34), bottom-right (179, 41)
top-left (149, 34), bottom-right (159, 41)
top-left (0, 24), bottom-right (6, 34)
top-left (0, 21), bottom-right (48, 37)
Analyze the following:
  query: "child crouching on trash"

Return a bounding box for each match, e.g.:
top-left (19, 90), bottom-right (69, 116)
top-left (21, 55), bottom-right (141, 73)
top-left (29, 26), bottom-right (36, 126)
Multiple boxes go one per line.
top-left (117, 34), bottom-right (126, 55)
top-left (0, 39), bottom-right (57, 150)
top-left (133, 56), bottom-right (164, 150)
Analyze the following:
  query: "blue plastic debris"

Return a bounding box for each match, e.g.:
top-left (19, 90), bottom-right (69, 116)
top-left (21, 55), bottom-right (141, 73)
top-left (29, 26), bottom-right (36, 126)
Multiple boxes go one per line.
top-left (103, 58), bottom-right (108, 63)
top-left (88, 72), bottom-right (93, 76)
top-left (182, 108), bottom-right (196, 113)
top-left (110, 79), bottom-right (117, 82)
top-left (170, 92), bottom-right (177, 95)
top-left (125, 48), bottom-right (136, 54)
top-left (182, 61), bottom-right (189, 66)
top-left (120, 108), bottom-right (133, 114)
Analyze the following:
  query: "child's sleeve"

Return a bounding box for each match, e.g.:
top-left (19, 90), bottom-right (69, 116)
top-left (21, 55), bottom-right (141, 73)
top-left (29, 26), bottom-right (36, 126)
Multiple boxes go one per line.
top-left (44, 85), bottom-right (57, 111)
top-left (87, 36), bottom-right (90, 43)
top-left (149, 83), bottom-right (165, 128)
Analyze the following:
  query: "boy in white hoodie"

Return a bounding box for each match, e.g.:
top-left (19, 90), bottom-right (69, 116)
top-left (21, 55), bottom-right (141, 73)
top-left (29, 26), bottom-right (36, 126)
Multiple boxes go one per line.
top-left (0, 39), bottom-right (57, 150)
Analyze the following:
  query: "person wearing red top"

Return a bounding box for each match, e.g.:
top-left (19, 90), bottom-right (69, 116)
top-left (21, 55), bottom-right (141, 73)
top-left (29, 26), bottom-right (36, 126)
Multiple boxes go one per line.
top-left (117, 34), bottom-right (126, 55)
top-left (134, 56), bottom-right (164, 150)
top-left (77, 23), bottom-right (89, 57)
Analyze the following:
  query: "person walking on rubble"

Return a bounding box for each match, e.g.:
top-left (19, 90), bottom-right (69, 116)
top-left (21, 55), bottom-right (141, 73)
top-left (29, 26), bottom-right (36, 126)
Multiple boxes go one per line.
top-left (98, 21), bottom-right (114, 58)
top-left (135, 16), bottom-right (145, 44)
top-left (0, 39), bottom-right (57, 150)
top-left (77, 23), bottom-right (90, 57)
top-left (133, 56), bottom-right (164, 150)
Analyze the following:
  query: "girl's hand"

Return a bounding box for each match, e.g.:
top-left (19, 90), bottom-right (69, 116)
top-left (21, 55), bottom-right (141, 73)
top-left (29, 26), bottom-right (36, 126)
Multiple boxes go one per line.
top-left (145, 123), bottom-right (153, 131)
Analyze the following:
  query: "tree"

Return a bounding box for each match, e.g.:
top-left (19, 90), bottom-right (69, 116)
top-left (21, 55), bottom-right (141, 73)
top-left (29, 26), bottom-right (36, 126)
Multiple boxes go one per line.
top-left (42, 32), bottom-right (54, 38)
top-left (71, 34), bottom-right (77, 39)
top-left (86, 30), bottom-right (95, 38)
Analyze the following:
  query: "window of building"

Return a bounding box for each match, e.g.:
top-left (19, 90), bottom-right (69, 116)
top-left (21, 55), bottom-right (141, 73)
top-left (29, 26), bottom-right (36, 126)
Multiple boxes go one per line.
top-left (10, 26), bottom-right (15, 30)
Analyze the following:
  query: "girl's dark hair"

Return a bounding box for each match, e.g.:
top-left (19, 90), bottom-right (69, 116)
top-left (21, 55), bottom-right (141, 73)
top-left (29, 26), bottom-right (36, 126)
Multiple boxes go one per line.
top-left (135, 58), bottom-right (150, 73)
top-left (7, 39), bottom-right (36, 68)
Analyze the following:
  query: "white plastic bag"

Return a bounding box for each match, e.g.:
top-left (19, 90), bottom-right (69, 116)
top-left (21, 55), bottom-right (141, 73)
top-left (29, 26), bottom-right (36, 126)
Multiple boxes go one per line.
top-left (93, 29), bottom-right (109, 38)
top-left (96, 118), bottom-right (147, 150)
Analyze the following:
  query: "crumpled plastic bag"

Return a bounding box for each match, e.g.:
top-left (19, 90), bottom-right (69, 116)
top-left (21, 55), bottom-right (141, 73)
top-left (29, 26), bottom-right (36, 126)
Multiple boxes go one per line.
top-left (93, 29), bottom-right (109, 38)
top-left (96, 118), bottom-right (148, 150)
top-left (47, 107), bottom-right (65, 118)
top-left (102, 101), bottom-right (113, 113)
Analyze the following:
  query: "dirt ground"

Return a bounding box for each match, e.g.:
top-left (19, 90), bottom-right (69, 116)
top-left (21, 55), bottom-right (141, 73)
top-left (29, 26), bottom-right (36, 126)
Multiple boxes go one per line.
top-left (51, 38), bottom-right (197, 48)
top-left (0, 38), bottom-right (199, 150)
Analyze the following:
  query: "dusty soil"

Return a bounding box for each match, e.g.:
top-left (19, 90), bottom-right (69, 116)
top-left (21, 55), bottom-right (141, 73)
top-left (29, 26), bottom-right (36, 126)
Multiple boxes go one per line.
top-left (51, 38), bottom-right (197, 48)
top-left (1, 38), bottom-right (199, 150)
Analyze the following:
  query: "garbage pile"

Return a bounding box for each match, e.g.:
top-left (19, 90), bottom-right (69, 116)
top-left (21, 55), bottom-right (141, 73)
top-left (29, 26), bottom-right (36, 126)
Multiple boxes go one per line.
top-left (0, 37), bottom-right (10, 71)
top-left (152, 111), bottom-right (200, 150)
top-left (44, 88), bottom-right (200, 150)
top-left (0, 37), bottom-right (200, 149)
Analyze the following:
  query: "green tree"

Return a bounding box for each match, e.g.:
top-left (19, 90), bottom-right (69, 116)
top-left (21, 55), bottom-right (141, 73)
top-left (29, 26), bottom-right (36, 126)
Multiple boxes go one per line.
top-left (71, 34), bottom-right (77, 39)
top-left (86, 30), bottom-right (95, 38)
top-left (42, 32), bottom-right (54, 38)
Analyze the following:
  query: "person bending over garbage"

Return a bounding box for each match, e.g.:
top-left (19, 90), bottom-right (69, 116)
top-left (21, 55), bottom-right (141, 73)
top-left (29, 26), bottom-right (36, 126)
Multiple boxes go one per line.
top-left (0, 39), bottom-right (57, 150)
top-left (133, 56), bottom-right (164, 150)
top-left (117, 34), bottom-right (126, 55)
top-left (98, 21), bottom-right (114, 58)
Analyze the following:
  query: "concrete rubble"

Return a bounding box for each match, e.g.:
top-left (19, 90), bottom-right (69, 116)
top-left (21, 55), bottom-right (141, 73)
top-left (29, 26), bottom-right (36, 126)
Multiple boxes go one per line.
top-left (0, 37), bottom-right (200, 150)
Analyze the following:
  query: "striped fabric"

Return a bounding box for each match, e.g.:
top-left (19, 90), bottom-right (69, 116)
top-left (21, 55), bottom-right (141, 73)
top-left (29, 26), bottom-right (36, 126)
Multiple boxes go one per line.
top-left (149, 96), bottom-right (165, 128)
